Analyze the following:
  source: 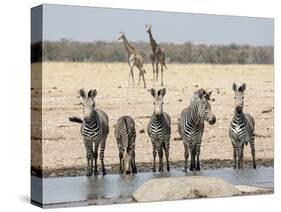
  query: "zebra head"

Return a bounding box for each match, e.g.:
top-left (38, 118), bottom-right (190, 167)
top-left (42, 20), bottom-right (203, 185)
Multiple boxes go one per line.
top-left (145, 24), bottom-right (152, 33)
top-left (149, 88), bottom-right (166, 116)
top-left (232, 83), bottom-right (246, 113)
top-left (117, 32), bottom-right (125, 40)
top-left (121, 148), bottom-right (132, 175)
top-left (196, 89), bottom-right (216, 125)
top-left (79, 88), bottom-right (97, 120)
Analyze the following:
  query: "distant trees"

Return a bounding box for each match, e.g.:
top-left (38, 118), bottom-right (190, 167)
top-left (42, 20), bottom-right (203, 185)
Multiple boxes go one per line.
top-left (31, 39), bottom-right (273, 64)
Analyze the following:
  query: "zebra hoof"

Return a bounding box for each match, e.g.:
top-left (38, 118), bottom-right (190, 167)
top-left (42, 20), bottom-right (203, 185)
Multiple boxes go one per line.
top-left (94, 170), bottom-right (98, 176)
top-left (189, 167), bottom-right (195, 171)
top-left (167, 167), bottom-right (170, 172)
top-left (253, 164), bottom-right (256, 169)
top-left (102, 169), bottom-right (107, 176)
top-left (86, 170), bottom-right (93, 176)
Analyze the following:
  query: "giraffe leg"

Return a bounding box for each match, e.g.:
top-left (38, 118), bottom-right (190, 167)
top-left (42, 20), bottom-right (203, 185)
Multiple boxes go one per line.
top-left (130, 66), bottom-right (135, 88)
top-left (138, 69), bottom-right (141, 86)
top-left (183, 141), bottom-right (189, 172)
top-left (161, 63), bottom-right (164, 86)
top-left (141, 69), bottom-right (146, 88)
top-left (155, 60), bottom-right (159, 83)
top-left (99, 139), bottom-right (107, 175)
top-left (151, 56), bottom-right (156, 85)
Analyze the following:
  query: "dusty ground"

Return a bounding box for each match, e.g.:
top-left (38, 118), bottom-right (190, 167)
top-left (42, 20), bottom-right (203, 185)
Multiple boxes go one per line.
top-left (31, 62), bottom-right (274, 176)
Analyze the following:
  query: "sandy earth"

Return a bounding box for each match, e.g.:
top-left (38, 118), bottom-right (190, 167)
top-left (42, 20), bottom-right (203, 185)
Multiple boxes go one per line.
top-left (31, 62), bottom-right (274, 176)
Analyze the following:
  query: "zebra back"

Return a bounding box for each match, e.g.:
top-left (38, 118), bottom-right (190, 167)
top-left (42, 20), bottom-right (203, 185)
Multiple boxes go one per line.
top-left (115, 116), bottom-right (136, 152)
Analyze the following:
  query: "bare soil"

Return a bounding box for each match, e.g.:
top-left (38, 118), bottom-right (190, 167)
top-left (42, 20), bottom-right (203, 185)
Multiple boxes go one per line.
top-left (31, 62), bottom-right (274, 177)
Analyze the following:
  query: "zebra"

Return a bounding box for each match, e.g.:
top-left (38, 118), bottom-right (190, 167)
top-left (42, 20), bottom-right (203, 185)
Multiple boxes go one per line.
top-left (229, 83), bottom-right (256, 169)
top-left (115, 116), bottom-right (137, 175)
top-left (69, 89), bottom-right (109, 176)
top-left (178, 89), bottom-right (216, 171)
top-left (147, 88), bottom-right (171, 172)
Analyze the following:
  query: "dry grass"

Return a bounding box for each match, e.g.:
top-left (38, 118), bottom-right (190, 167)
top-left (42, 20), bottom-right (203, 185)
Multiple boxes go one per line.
top-left (31, 62), bottom-right (274, 170)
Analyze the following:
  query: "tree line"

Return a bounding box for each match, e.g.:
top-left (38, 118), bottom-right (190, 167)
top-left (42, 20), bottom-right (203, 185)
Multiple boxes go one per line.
top-left (31, 39), bottom-right (273, 64)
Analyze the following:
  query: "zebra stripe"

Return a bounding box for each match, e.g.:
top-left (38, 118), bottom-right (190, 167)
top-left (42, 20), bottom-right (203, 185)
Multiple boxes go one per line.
top-left (148, 112), bottom-right (171, 172)
top-left (229, 83), bottom-right (256, 169)
top-left (115, 116), bottom-right (137, 174)
top-left (178, 89), bottom-right (216, 171)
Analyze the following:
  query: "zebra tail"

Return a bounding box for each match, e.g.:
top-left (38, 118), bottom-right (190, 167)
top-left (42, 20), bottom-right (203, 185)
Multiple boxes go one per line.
top-left (69, 116), bottom-right (83, 124)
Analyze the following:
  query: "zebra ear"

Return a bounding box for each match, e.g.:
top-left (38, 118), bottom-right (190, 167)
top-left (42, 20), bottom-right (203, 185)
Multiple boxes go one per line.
top-left (79, 89), bottom-right (86, 99)
top-left (205, 90), bottom-right (212, 100)
top-left (197, 89), bottom-right (204, 99)
top-left (159, 88), bottom-right (167, 97)
top-left (239, 83), bottom-right (246, 92)
top-left (149, 88), bottom-right (156, 97)
top-left (232, 83), bottom-right (237, 92)
top-left (88, 89), bottom-right (97, 98)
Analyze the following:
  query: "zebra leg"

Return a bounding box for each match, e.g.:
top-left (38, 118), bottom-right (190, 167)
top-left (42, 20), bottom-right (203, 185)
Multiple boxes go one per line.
top-left (195, 142), bottom-right (201, 171)
top-left (190, 146), bottom-right (196, 171)
top-left (232, 144), bottom-right (237, 169)
top-left (164, 140), bottom-right (170, 172)
top-left (99, 139), bottom-right (107, 175)
top-left (152, 141), bottom-right (157, 172)
top-left (237, 145), bottom-right (244, 169)
top-left (183, 141), bottom-right (189, 172)
top-left (84, 138), bottom-right (93, 176)
top-left (93, 142), bottom-right (99, 176)
top-left (119, 151), bottom-right (123, 174)
top-left (157, 144), bottom-right (164, 172)
top-left (132, 151), bottom-right (137, 173)
top-left (250, 137), bottom-right (256, 169)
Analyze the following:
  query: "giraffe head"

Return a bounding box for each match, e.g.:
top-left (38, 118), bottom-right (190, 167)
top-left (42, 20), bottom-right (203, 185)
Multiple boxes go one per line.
top-left (149, 88), bottom-right (166, 116)
top-left (79, 88), bottom-right (97, 120)
top-left (117, 32), bottom-right (125, 40)
top-left (232, 83), bottom-right (246, 113)
top-left (145, 24), bottom-right (152, 33)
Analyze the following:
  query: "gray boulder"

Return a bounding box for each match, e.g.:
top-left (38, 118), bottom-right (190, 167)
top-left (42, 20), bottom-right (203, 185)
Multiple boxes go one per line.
top-left (132, 176), bottom-right (241, 202)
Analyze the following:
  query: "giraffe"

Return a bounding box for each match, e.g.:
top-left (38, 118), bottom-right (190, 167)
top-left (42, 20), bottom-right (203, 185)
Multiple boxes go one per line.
top-left (145, 24), bottom-right (167, 86)
top-left (118, 32), bottom-right (146, 88)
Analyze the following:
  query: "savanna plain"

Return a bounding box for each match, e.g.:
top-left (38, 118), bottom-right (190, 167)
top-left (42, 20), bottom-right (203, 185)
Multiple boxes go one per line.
top-left (31, 62), bottom-right (274, 177)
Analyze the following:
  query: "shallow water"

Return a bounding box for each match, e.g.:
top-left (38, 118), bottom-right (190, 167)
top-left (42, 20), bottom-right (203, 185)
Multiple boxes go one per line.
top-left (31, 167), bottom-right (273, 207)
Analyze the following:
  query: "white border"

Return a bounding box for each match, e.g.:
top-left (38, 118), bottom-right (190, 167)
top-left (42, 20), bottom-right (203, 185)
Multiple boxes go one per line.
top-left (0, 1), bottom-right (279, 211)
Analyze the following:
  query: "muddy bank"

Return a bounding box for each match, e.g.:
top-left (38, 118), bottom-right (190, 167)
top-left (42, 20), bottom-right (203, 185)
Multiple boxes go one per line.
top-left (32, 158), bottom-right (273, 178)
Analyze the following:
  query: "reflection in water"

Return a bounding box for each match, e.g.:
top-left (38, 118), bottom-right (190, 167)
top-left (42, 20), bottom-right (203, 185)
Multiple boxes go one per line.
top-left (33, 167), bottom-right (273, 206)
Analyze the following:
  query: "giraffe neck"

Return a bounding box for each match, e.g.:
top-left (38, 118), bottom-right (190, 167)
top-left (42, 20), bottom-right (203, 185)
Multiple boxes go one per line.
top-left (148, 30), bottom-right (158, 52)
top-left (122, 36), bottom-right (135, 56)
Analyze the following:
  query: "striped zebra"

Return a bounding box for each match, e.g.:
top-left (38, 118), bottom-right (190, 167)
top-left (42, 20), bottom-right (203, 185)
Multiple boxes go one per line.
top-left (178, 89), bottom-right (216, 171)
top-left (115, 116), bottom-right (137, 175)
top-left (229, 83), bottom-right (256, 169)
top-left (69, 89), bottom-right (109, 176)
top-left (147, 88), bottom-right (171, 172)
